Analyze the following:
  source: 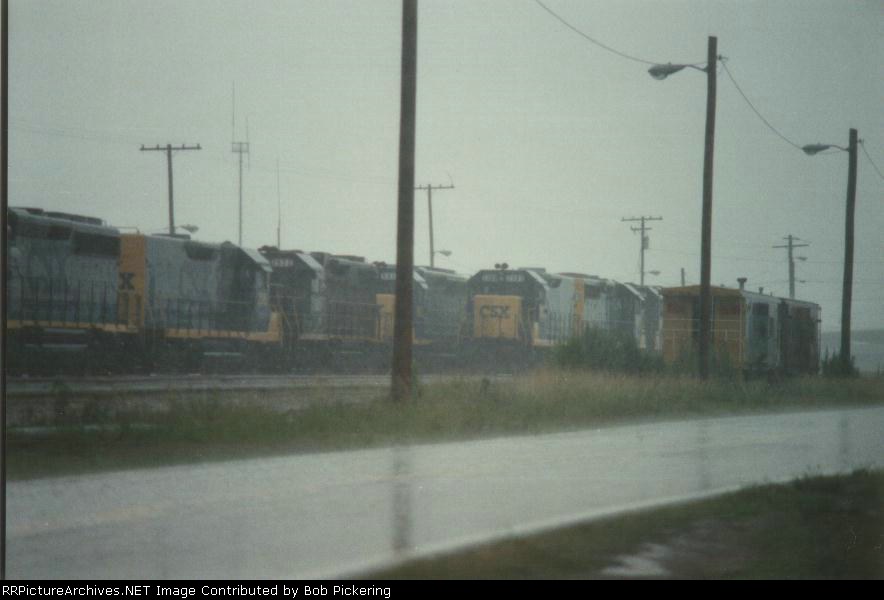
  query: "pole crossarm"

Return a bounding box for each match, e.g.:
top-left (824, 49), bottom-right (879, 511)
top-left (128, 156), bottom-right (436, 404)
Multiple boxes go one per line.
top-left (140, 144), bottom-right (202, 152)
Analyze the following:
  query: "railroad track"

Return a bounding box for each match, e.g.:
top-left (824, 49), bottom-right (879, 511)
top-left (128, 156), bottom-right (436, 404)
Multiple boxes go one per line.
top-left (5, 373), bottom-right (512, 397)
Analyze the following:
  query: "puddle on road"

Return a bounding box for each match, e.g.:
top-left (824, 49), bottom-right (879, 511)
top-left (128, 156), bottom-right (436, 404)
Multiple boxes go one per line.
top-left (601, 543), bottom-right (673, 577)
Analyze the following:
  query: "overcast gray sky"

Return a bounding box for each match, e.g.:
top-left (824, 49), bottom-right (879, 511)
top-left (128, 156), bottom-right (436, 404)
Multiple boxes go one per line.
top-left (8, 0), bottom-right (883, 331)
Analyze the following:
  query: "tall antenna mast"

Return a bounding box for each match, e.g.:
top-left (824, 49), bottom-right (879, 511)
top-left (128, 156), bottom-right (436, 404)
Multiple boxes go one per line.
top-left (231, 83), bottom-right (250, 246)
top-left (276, 158), bottom-right (282, 248)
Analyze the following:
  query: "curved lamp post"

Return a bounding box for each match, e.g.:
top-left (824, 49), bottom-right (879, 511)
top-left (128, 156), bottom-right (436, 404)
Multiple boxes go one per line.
top-left (803, 129), bottom-right (858, 375)
top-left (649, 37), bottom-right (718, 379)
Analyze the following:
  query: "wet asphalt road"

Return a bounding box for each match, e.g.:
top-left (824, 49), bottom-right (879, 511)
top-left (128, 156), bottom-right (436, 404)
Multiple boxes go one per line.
top-left (6, 406), bottom-right (884, 579)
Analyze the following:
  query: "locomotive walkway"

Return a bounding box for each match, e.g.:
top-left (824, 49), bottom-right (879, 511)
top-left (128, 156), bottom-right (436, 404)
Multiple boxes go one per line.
top-left (6, 405), bottom-right (884, 579)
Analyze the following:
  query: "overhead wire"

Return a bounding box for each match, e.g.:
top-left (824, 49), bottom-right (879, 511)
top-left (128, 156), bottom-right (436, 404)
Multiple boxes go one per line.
top-left (533, 1), bottom-right (879, 189)
top-left (719, 60), bottom-right (804, 151)
top-left (860, 141), bottom-right (884, 182)
top-left (531, 0), bottom-right (704, 67)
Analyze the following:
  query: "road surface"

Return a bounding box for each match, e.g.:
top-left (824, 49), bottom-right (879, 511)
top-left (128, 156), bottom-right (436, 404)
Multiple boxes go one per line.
top-left (6, 406), bottom-right (884, 579)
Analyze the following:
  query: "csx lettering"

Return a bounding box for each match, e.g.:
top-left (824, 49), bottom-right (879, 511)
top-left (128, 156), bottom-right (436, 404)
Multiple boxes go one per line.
top-left (480, 305), bottom-right (510, 318)
top-left (119, 272), bottom-right (135, 290)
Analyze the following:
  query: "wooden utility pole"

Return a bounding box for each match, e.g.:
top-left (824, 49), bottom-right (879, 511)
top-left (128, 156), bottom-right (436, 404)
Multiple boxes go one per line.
top-left (2, 0), bottom-right (9, 581)
top-left (801, 129), bottom-right (860, 375)
top-left (392, 0), bottom-right (418, 402)
top-left (841, 128), bottom-right (858, 374)
top-left (698, 35), bottom-right (718, 380)
top-left (140, 143), bottom-right (201, 235)
top-left (773, 235), bottom-right (809, 299)
top-left (622, 215), bottom-right (662, 285)
top-left (416, 183), bottom-right (454, 267)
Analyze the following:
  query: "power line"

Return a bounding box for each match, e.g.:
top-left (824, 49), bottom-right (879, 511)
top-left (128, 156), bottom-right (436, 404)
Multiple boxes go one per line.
top-left (654, 247), bottom-right (784, 263)
top-left (720, 60), bottom-right (803, 151)
top-left (859, 141), bottom-right (884, 181)
top-left (11, 123), bottom-right (144, 145)
top-left (13, 121), bottom-right (399, 187)
top-left (531, 0), bottom-right (703, 67)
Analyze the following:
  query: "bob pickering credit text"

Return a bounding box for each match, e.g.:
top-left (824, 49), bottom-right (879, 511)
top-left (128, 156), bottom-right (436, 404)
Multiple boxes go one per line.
top-left (2, 587), bottom-right (391, 599)
top-left (158, 587), bottom-right (390, 599)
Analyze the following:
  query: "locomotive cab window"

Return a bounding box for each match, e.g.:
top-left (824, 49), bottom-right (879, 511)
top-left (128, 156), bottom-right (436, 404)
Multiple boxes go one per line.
top-left (72, 232), bottom-right (120, 257)
top-left (184, 242), bottom-right (218, 261)
top-left (47, 225), bottom-right (72, 240)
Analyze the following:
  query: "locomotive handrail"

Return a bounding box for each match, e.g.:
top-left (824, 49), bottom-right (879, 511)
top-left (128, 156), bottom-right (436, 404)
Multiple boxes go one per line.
top-left (8, 274), bottom-right (119, 327)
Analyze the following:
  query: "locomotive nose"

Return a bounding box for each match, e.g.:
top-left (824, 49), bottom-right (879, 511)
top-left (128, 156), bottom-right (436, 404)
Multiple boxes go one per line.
top-left (473, 295), bottom-right (522, 340)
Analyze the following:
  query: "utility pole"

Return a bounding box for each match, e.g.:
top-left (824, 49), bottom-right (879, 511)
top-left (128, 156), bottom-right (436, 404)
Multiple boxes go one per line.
top-left (140, 143), bottom-right (201, 235)
top-left (647, 36), bottom-right (718, 379)
top-left (698, 36), bottom-right (718, 381)
top-left (801, 129), bottom-right (859, 375)
top-left (1, 0), bottom-right (9, 581)
top-left (773, 235), bottom-right (809, 299)
top-left (415, 182), bottom-right (454, 267)
top-left (841, 129), bottom-right (858, 374)
top-left (622, 216), bottom-right (662, 285)
top-left (681, 267), bottom-right (686, 287)
top-left (391, 0), bottom-right (418, 403)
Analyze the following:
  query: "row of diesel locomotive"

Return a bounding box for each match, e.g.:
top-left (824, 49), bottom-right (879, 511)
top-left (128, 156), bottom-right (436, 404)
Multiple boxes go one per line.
top-left (6, 207), bottom-right (278, 374)
top-left (463, 266), bottom-right (664, 366)
top-left (257, 247), bottom-right (468, 370)
top-left (4, 207), bottom-right (470, 374)
top-left (464, 266), bottom-right (821, 375)
top-left (5, 207), bottom-right (821, 376)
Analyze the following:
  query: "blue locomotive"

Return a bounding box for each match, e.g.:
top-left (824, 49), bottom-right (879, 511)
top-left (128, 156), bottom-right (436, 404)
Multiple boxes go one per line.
top-left (6, 207), bottom-right (281, 374)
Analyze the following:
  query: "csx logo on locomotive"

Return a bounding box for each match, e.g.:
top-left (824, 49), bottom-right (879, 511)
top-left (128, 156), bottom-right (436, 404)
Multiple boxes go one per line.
top-left (479, 305), bottom-right (511, 319)
top-left (119, 272), bottom-right (135, 291)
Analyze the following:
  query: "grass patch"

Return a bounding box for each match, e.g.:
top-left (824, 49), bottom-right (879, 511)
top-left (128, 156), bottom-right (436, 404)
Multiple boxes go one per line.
top-left (7, 370), bottom-right (884, 480)
top-left (366, 469), bottom-right (884, 579)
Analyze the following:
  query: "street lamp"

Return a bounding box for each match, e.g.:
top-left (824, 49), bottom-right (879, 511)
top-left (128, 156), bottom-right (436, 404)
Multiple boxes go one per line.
top-left (433, 249), bottom-right (452, 259)
top-left (803, 129), bottom-right (858, 375)
top-left (649, 36), bottom-right (718, 379)
top-left (647, 63), bottom-right (706, 80)
top-left (802, 143), bottom-right (848, 156)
